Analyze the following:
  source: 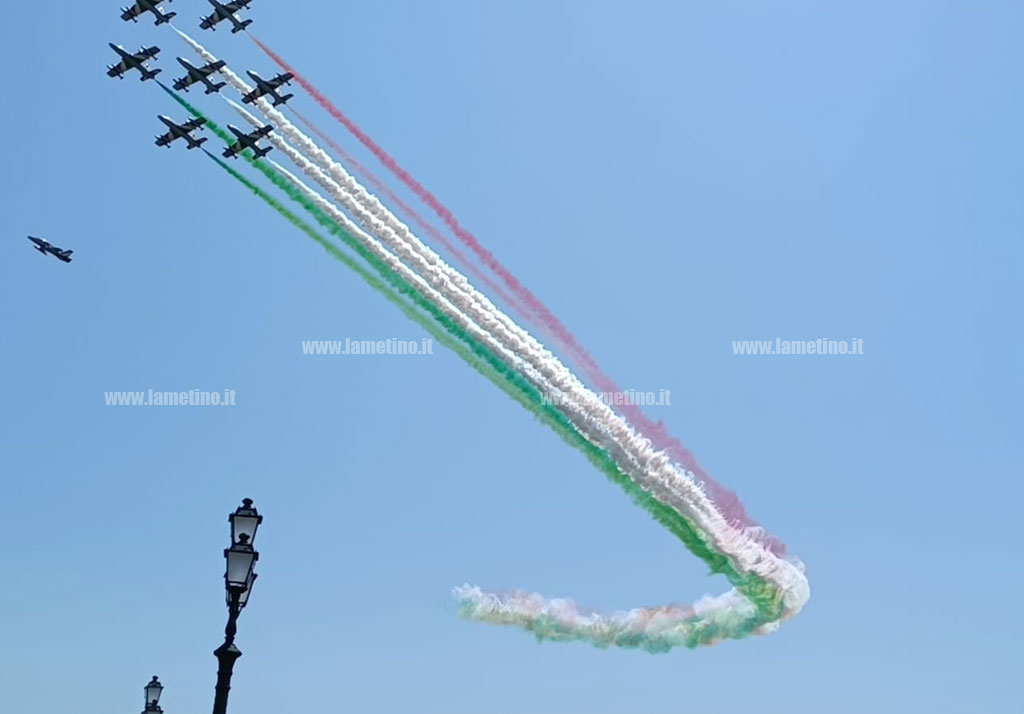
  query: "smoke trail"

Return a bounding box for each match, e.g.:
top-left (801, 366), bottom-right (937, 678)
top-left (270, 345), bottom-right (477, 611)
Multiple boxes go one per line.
top-left (217, 32), bottom-right (803, 603)
top-left (209, 150), bottom-right (776, 650)
top-left (169, 36), bottom-right (808, 644)
top-left (211, 83), bottom-right (800, 609)
top-left (249, 34), bottom-right (776, 549)
top-left (202, 82), bottom-right (793, 620)
top-left (258, 118), bottom-right (804, 631)
top-left (289, 107), bottom-right (532, 327)
top-left (200, 113), bottom-right (777, 648)
top-left (454, 586), bottom-right (773, 652)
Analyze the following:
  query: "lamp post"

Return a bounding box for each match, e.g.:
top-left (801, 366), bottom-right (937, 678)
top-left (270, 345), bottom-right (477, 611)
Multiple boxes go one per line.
top-left (142, 676), bottom-right (164, 713)
top-left (211, 499), bottom-right (263, 714)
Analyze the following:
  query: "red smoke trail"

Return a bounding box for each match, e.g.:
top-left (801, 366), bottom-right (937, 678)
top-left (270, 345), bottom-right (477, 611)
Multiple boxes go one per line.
top-left (250, 35), bottom-right (781, 552)
top-left (289, 107), bottom-right (530, 325)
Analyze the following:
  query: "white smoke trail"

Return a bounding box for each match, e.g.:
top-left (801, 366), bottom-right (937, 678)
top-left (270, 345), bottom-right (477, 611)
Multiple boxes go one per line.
top-left (177, 29), bottom-right (809, 640)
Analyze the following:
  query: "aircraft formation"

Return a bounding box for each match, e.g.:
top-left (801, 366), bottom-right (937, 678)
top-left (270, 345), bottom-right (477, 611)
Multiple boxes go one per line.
top-left (106, 2), bottom-right (287, 156)
top-left (32, 1), bottom-right (293, 262)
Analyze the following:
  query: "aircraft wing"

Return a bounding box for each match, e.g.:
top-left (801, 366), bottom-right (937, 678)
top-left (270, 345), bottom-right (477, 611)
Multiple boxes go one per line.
top-left (255, 125), bottom-right (273, 137)
top-left (266, 73), bottom-right (292, 89)
top-left (225, 0), bottom-right (252, 11)
top-left (121, 3), bottom-right (144, 20)
top-left (136, 46), bottom-right (160, 61)
top-left (183, 118), bottom-right (207, 131)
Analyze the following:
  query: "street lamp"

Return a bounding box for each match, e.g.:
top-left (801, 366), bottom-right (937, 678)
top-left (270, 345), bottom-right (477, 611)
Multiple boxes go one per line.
top-left (229, 498), bottom-right (263, 547)
top-left (143, 676), bottom-right (164, 713)
top-left (212, 499), bottom-right (262, 714)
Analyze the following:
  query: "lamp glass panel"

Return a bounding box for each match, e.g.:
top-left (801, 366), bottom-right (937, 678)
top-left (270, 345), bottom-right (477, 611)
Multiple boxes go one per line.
top-left (225, 547), bottom-right (256, 587)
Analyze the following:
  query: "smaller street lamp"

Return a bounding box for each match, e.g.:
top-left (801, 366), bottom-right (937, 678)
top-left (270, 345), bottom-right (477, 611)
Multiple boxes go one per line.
top-left (143, 676), bottom-right (164, 713)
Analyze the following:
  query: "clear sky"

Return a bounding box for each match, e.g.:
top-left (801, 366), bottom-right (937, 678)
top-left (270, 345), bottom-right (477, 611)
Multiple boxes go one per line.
top-left (1, 2), bottom-right (1021, 713)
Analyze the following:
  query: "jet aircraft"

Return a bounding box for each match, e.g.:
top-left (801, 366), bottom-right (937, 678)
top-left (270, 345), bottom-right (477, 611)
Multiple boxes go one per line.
top-left (242, 70), bottom-right (294, 107)
top-left (173, 57), bottom-right (228, 94)
top-left (121, 0), bottom-right (176, 25)
top-left (155, 116), bottom-right (208, 150)
top-left (199, 0), bottom-right (253, 33)
top-left (107, 43), bottom-right (162, 81)
top-left (27, 236), bottom-right (73, 263)
top-left (222, 124), bottom-right (274, 159)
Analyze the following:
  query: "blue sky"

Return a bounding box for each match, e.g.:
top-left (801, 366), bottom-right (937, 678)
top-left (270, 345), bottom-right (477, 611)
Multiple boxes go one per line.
top-left (1, 1), bottom-right (1021, 713)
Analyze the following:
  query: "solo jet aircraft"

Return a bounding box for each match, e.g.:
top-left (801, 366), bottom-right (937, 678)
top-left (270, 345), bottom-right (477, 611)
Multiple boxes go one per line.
top-left (173, 57), bottom-right (227, 94)
top-left (242, 70), bottom-right (294, 107)
top-left (121, 0), bottom-right (176, 25)
top-left (222, 124), bottom-right (274, 159)
top-left (27, 237), bottom-right (73, 263)
top-left (107, 43), bottom-right (162, 81)
top-left (199, 0), bottom-right (253, 33)
top-left (155, 116), bottom-right (208, 150)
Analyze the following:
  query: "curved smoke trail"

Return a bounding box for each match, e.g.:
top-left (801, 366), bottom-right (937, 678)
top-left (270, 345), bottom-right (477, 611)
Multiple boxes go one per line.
top-left (168, 32), bottom-right (808, 649)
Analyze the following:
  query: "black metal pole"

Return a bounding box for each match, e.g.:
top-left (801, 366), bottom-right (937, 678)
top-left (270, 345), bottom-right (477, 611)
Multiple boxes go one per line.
top-left (212, 591), bottom-right (243, 714)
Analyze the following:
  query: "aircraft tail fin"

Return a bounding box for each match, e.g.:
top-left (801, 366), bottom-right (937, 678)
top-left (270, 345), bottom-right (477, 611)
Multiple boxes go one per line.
top-left (233, 19), bottom-right (253, 33)
top-left (277, 94), bottom-right (294, 106)
top-left (207, 82), bottom-right (227, 94)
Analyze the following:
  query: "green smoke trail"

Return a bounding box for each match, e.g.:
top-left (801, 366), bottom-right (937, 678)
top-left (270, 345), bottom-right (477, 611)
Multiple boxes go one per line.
top-left (167, 84), bottom-right (782, 637)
